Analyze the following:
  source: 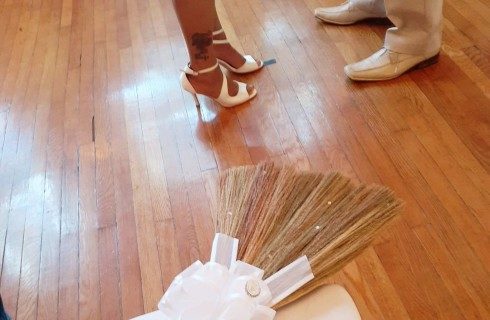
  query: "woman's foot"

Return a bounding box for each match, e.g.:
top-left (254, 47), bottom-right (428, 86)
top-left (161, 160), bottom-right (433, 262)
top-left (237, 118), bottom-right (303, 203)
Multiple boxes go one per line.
top-left (187, 63), bottom-right (255, 98)
top-left (213, 30), bottom-right (263, 72)
top-left (213, 32), bottom-right (247, 69)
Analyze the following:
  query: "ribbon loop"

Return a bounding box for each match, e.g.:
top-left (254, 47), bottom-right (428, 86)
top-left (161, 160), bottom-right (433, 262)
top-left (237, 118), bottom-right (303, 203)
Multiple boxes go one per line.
top-left (132, 233), bottom-right (314, 320)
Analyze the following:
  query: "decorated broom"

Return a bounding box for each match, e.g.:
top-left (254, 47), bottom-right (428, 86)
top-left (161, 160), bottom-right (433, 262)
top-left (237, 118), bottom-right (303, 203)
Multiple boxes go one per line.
top-left (133, 163), bottom-right (403, 319)
top-left (215, 163), bottom-right (403, 308)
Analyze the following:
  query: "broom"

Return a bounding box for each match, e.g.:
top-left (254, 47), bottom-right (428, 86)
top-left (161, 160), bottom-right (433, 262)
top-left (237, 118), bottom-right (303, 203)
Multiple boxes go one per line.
top-left (216, 162), bottom-right (403, 308)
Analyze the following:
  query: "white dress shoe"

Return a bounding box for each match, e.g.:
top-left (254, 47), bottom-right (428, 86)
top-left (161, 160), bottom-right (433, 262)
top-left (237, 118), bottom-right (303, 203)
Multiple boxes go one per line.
top-left (344, 48), bottom-right (440, 81)
top-left (315, 1), bottom-right (386, 25)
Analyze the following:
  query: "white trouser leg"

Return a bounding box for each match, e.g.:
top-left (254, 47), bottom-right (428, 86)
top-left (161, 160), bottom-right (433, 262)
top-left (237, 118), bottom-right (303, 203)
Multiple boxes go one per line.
top-left (350, 0), bottom-right (386, 15)
top-left (384, 0), bottom-right (443, 55)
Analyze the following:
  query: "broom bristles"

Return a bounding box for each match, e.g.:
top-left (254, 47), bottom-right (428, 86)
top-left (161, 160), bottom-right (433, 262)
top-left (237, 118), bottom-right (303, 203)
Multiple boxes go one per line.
top-left (215, 163), bottom-right (403, 308)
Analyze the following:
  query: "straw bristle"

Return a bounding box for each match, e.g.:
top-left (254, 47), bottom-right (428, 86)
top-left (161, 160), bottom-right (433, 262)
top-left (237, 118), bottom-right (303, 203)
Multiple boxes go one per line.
top-left (216, 163), bottom-right (403, 308)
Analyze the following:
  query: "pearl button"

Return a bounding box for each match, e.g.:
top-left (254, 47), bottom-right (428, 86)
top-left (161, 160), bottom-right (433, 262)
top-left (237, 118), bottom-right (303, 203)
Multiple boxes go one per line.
top-left (245, 279), bottom-right (261, 297)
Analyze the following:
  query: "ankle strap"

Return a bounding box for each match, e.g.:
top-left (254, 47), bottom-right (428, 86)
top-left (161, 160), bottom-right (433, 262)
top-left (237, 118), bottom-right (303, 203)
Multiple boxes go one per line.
top-left (212, 28), bottom-right (224, 36)
top-left (182, 62), bottom-right (219, 76)
top-left (213, 39), bottom-right (229, 45)
top-left (212, 28), bottom-right (229, 44)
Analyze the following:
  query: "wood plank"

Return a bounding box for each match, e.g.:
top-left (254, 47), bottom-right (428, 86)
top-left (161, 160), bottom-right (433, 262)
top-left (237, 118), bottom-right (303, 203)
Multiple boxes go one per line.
top-left (16, 2), bottom-right (59, 319)
top-left (58, 13), bottom-right (81, 320)
top-left (78, 144), bottom-right (102, 320)
top-left (104, 4), bottom-right (146, 319)
top-left (37, 18), bottom-right (69, 320)
top-left (119, 46), bottom-right (164, 313)
top-left (0, 5), bottom-right (44, 317)
top-left (77, 3), bottom-right (101, 320)
top-left (0, 2), bottom-right (25, 110)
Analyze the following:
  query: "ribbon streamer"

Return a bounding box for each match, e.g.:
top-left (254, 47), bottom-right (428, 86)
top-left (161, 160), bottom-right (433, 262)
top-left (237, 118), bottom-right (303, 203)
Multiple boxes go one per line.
top-left (132, 233), bottom-right (314, 320)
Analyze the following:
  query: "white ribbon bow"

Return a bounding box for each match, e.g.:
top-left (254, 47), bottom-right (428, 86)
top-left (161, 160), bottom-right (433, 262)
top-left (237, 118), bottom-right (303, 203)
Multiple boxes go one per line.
top-left (132, 233), bottom-right (314, 320)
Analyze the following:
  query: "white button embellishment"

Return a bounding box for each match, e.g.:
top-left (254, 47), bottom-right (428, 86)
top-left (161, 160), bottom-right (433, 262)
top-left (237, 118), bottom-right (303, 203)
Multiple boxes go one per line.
top-left (246, 279), bottom-right (261, 297)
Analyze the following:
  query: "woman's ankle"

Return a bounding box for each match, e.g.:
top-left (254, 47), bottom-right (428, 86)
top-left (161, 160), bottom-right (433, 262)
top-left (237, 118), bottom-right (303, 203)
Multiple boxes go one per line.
top-left (186, 67), bottom-right (254, 98)
top-left (189, 67), bottom-right (246, 98)
top-left (212, 32), bottom-right (246, 68)
top-left (188, 68), bottom-right (225, 98)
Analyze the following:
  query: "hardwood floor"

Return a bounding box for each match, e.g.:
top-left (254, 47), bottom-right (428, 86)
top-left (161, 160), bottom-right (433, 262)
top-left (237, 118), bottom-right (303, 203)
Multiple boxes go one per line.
top-left (0, 0), bottom-right (488, 319)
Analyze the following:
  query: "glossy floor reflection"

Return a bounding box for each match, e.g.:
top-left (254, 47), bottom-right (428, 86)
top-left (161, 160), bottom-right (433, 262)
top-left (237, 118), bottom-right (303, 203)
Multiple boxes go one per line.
top-left (0, 0), bottom-right (489, 319)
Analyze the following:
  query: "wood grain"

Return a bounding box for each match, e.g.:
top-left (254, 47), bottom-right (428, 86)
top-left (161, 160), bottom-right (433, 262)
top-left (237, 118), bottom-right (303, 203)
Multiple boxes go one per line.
top-left (0, 0), bottom-right (488, 319)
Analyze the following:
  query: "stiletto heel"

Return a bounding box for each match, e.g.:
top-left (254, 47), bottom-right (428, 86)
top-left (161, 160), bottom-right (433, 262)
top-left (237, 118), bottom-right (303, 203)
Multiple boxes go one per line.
top-left (212, 29), bottom-right (264, 74)
top-left (180, 62), bottom-right (257, 108)
top-left (189, 92), bottom-right (200, 108)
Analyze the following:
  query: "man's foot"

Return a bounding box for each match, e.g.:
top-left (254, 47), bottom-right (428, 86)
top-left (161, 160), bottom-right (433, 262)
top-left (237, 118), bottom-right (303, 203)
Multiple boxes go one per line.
top-left (315, 1), bottom-right (386, 25)
top-left (344, 48), bottom-right (440, 81)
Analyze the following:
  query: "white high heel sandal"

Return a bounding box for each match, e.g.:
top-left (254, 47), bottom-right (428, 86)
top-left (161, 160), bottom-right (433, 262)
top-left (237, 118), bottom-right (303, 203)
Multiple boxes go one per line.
top-left (180, 62), bottom-right (257, 108)
top-left (213, 29), bottom-right (264, 74)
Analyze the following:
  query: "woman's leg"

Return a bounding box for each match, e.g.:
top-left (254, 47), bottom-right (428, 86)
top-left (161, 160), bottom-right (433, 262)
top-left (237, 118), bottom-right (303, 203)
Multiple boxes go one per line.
top-left (211, 5), bottom-right (247, 69)
top-left (173, 0), bottom-right (216, 70)
top-left (173, 0), bottom-right (253, 97)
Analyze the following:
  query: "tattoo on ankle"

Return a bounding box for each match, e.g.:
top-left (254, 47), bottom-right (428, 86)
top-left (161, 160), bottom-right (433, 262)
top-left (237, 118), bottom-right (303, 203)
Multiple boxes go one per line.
top-left (192, 32), bottom-right (212, 60)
